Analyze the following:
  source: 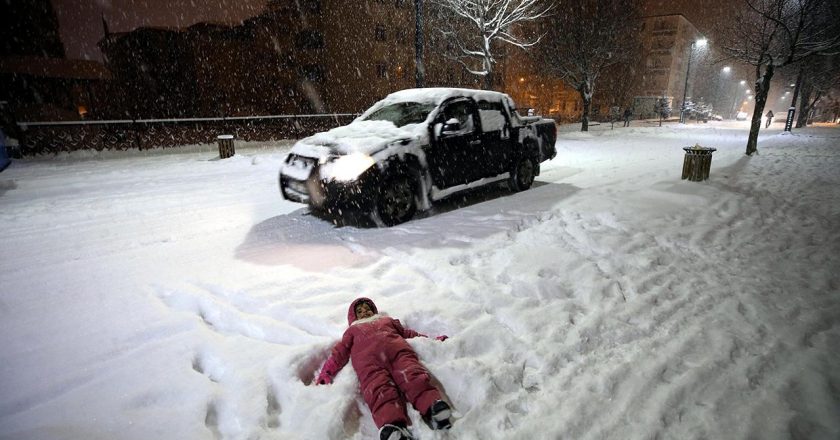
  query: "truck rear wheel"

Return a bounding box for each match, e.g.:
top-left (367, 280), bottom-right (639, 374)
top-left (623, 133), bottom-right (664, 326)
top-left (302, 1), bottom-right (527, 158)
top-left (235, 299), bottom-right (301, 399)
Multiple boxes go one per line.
top-left (374, 172), bottom-right (417, 226)
top-left (509, 156), bottom-right (536, 192)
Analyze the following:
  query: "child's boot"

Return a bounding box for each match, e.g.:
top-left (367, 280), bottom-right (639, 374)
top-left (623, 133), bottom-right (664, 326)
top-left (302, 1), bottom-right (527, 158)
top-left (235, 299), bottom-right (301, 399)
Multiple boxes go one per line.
top-left (379, 423), bottom-right (413, 440)
top-left (426, 400), bottom-right (452, 430)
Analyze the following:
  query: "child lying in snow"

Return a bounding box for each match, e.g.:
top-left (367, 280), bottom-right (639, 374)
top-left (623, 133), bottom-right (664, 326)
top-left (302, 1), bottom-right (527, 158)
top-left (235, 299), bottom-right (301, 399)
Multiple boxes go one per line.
top-left (316, 297), bottom-right (451, 440)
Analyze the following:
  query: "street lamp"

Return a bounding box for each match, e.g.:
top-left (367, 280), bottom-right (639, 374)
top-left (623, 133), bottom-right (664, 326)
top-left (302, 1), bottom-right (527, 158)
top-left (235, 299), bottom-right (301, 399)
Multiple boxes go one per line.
top-left (680, 38), bottom-right (707, 123)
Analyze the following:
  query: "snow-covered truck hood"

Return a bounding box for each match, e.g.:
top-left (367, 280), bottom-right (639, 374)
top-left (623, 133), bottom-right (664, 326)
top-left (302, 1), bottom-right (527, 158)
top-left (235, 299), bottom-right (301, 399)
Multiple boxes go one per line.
top-left (289, 120), bottom-right (422, 159)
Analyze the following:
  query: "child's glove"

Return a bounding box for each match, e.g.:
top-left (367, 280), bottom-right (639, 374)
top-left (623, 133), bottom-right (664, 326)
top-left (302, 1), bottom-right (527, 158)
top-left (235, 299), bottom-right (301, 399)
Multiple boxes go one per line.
top-left (435, 335), bottom-right (448, 341)
top-left (315, 371), bottom-right (333, 385)
top-left (315, 356), bottom-right (340, 385)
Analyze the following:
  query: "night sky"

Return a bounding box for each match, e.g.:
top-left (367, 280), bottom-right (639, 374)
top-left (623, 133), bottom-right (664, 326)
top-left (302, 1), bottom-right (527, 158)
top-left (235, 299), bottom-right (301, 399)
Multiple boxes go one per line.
top-left (643, 0), bottom-right (735, 38)
top-left (53, 0), bottom-right (733, 61)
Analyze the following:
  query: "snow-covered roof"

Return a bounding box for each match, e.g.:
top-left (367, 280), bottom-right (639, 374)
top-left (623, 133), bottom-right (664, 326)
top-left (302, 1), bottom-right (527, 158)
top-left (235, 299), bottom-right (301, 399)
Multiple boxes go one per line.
top-left (380, 88), bottom-right (510, 106)
top-left (357, 88), bottom-right (514, 124)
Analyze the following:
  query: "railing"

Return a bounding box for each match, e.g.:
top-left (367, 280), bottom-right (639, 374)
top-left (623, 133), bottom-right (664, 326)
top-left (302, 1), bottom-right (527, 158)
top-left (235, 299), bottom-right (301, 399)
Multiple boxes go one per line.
top-left (14, 113), bottom-right (359, 156)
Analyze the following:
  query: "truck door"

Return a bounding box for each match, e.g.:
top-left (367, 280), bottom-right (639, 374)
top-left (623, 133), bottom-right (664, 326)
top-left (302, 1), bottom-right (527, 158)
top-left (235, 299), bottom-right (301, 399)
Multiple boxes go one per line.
top-left (476, 100), bottom-right (514, 177)
top-left (427, 98), bottom-right (481, 188)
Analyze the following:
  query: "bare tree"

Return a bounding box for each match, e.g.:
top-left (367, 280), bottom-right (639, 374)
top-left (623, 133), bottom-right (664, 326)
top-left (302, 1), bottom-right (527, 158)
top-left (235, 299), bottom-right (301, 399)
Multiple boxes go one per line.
top-left (720, 0), bottom-right (840, 155)
top-left (431, 0), bottom-right (553, 90)
top-left (537, 0), bottom-right (643, 131)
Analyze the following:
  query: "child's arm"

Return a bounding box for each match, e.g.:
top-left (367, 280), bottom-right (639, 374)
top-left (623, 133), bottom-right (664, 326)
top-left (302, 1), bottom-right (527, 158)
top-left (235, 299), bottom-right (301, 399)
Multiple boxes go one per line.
top-left (393, 318), bottom-right (448, 341)
top-left (393, 318), bottom-right (424, 338)
top-left (316, 332), bottom-right (352, 385)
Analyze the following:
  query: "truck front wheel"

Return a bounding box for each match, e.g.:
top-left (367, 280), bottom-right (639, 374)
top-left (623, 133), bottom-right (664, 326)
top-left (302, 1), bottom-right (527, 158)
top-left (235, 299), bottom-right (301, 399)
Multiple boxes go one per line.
top-left (374, 172), bottom-right (417, 226)
top-left (509, 156), bottom-right (536, 192)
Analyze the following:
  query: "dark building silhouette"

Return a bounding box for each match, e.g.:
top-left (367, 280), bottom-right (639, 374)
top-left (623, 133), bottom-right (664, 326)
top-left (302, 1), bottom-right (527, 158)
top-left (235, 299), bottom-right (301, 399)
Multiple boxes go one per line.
top-left (97, 0), bottom-right (493, 119)
top-left (0, 0), bottom-right (65, 58)
top-left (99, 27), bottom-right (197, 118)
top-left (0, 0), bottom-right (110, 122)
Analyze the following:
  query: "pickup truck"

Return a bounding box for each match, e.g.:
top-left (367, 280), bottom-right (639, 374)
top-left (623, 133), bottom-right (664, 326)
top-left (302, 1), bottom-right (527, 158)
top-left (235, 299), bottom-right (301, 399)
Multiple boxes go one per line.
top-left (279, 87), bottom-right (557, 226)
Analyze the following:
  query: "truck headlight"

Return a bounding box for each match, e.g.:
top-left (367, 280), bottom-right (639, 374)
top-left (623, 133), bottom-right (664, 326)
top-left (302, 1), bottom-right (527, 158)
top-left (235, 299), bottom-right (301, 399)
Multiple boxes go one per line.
top-left (323, 152), bottom-right (375, 181)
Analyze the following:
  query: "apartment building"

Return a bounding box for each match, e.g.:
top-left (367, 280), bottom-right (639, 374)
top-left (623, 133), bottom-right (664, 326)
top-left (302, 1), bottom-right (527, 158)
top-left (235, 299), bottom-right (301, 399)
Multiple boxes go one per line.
top-left (632, 14), bottom-right (703, 117)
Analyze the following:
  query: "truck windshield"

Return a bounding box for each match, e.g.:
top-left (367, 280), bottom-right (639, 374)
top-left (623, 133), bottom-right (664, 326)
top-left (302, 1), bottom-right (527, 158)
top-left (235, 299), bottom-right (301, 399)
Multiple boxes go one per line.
top-left (363, 102), bottom-right (437, 127)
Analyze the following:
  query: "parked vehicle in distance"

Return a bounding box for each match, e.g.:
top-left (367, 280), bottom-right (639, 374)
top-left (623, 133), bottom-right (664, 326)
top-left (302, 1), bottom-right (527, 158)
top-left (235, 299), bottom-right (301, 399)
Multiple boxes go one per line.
top-left (279, 88), bottom-right (557, 226)
top-left (736, 111), bottom-right (749, 121)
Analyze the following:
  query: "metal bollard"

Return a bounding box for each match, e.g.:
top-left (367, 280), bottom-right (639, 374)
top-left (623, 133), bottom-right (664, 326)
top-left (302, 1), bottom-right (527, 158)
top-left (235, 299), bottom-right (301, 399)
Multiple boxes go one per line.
top-left (217, 134), bottom-right (235, 159)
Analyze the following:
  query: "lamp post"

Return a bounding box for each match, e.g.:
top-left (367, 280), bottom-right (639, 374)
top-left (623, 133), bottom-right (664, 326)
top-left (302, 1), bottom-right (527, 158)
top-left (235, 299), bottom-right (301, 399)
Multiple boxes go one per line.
top-left (680, 38), bottom-right (707, 123)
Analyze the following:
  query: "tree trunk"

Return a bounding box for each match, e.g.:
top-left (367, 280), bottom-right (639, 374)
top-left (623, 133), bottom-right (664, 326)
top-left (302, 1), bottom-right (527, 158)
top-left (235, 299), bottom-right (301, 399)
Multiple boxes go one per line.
top-left (578, 83), bottom-right (592, 132)
top-left (786, 65), bottom-right (803, 131)
top-left (746, 64), bottom-right (774, 156)
top-left (482, 49), bottom-right (493, 90)
top-left (796, 79), bottom-right (813, 128)
top-left (580, 96), bottom-right (591, 131)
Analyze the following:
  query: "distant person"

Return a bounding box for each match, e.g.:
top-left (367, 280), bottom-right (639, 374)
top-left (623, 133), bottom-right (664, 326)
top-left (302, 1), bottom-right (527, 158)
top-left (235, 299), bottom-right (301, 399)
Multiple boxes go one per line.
top-left (765, 110), bottom-right (774, 128)
top-left (316, 297), bottom-right (451, 440)
top-left (623, 108), bottom-right (633, 127)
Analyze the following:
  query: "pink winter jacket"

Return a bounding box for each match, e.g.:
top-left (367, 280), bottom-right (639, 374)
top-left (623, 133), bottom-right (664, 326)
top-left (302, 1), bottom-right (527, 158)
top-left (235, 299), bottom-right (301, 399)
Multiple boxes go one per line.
top-left (316, 297), bottom-right (425, 384)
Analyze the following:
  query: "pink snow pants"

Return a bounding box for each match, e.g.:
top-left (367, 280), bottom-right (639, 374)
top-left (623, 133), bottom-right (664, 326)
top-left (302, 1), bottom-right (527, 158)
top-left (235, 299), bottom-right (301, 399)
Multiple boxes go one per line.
top-left (360, 349), bottom-right (441, 428)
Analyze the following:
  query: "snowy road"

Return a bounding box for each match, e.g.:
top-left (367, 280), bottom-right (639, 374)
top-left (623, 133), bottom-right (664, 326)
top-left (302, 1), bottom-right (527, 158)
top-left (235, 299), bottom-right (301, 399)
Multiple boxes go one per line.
top-left (1, 122), bottom-right (838, 440)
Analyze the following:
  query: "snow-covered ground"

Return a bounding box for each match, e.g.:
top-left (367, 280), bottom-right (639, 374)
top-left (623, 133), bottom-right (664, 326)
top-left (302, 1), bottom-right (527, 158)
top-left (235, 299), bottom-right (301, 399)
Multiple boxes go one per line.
top-left (1, 121), bottom-right (838, 440)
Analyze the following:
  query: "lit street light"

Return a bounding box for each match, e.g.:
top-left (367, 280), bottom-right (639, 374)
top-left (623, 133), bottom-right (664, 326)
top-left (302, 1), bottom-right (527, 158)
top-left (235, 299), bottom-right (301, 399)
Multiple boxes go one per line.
top-left (680, 38), bottom-right (707, 123)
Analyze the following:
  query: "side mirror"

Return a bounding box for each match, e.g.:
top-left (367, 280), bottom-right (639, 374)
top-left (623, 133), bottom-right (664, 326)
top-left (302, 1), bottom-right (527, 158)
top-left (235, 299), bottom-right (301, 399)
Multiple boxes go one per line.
top-left (442, 117), bottom-right (461, 133)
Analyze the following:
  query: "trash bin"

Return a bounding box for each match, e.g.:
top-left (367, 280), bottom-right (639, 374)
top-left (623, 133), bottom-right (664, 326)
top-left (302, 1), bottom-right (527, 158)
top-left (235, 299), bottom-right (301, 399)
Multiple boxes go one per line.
top-left (681, 144), bottom-right (716, 181)
top-left (217, 134), bottom-right (235, 159)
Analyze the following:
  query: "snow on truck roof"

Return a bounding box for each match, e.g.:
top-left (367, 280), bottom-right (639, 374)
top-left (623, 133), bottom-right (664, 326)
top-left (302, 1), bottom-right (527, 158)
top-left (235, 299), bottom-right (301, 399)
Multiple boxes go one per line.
top-left (378, 88), bottom-right (510, 106)
top-left (357, 88), bottom-right (516, 122)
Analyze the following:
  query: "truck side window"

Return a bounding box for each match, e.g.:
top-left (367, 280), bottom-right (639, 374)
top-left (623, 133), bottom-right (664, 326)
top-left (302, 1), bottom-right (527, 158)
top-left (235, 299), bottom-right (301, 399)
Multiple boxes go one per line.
top-left (442, 100), bottom-right (475, 133)
top-left (477, 99), bottom-right (509, 138)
